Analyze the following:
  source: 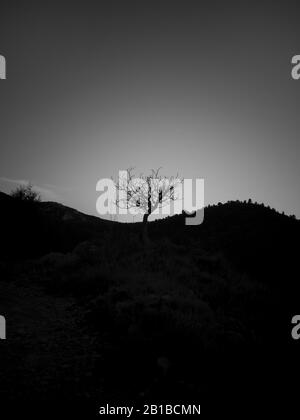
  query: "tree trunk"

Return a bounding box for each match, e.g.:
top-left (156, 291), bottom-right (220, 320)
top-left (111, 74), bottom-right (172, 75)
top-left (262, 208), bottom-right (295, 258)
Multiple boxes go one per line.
top-left (142, 177), bottom-right (152, 248)
top-left (142, 213), bottom-right (150, 247)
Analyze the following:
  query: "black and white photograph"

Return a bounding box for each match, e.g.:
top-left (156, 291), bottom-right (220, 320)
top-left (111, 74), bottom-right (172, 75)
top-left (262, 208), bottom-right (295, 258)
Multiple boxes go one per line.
top-left (0, 0), bottom-right (299, 417)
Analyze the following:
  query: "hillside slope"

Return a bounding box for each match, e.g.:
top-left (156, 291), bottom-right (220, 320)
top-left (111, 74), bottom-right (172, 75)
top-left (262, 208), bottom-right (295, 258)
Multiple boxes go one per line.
top-left (0, 192), bottom-right (298, 409)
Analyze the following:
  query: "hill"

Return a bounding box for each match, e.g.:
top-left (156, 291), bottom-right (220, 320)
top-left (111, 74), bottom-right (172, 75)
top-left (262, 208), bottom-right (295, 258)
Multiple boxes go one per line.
top-left (0, 191), bottom-right (298, 411)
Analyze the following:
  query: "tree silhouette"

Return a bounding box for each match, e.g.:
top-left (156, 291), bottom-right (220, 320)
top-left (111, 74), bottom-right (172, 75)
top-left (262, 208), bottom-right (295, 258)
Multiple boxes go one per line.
top-left (11, 183), bottom-right (41, 203)
top-left (114, 167), bottom-right (182, 244)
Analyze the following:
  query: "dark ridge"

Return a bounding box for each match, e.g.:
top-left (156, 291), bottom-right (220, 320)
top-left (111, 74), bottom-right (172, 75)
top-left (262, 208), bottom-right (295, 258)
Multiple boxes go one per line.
top-left (1, 191), bottom-right (298, 266)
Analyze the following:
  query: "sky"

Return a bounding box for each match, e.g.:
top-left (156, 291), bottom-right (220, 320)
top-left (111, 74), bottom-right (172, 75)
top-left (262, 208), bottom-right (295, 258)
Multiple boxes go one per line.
top-left (0, 0), bottom-right (300, 220)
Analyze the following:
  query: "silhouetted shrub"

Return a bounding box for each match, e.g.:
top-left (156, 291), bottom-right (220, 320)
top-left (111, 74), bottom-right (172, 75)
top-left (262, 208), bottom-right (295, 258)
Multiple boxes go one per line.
top-left (11, 183), bottom-right (41, 203)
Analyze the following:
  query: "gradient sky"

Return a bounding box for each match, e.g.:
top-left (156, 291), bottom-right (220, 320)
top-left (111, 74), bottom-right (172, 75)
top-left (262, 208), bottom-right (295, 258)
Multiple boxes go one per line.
top-left (0, 0), bottom-right (300, 219)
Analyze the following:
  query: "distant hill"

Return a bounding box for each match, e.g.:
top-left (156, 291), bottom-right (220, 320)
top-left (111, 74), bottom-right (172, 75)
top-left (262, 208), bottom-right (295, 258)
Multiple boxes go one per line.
top-left (153, 201), bottom-right (299, 288)
top-left (1, 191), bottom-right (299, 277)
top-left (0, 192), bottom-right (108, 258)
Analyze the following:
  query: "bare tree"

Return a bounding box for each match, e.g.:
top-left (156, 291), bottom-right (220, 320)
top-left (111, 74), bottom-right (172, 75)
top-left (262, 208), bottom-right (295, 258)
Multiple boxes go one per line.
top-left (114, 167), bottom-right (182, 245)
